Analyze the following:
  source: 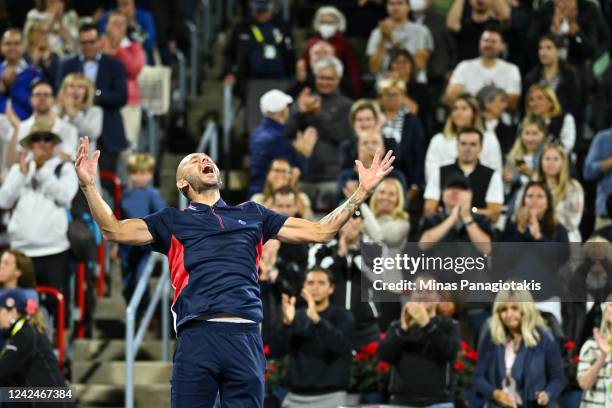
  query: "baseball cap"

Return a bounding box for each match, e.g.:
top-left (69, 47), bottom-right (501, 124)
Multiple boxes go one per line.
top-left (443, 174), bottom-right (471, 191)
top-left (250, 0), bottom-right (273, 11)
top-left (260, 89), bottom-right (293, 114)
top-left (0, 289), bottom-right (28, 312)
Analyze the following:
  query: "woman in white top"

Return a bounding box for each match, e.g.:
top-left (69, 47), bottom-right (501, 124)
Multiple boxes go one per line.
top-left (534, 144), bottom-right (584, 242)
top-left (360, 177), bottom-right (410, 248)
top-left (57, 73), bottom-right (103, 156)
top-left (577, 299), bottom-right (612, 408)
top-left (425, 94), bottom-right (502, 183)
top-left (525, 84), bottom-right (576, 153)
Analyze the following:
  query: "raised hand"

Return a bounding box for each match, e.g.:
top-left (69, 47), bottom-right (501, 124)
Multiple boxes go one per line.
top-left (281, 294), bottom-right (296, 325)
top-left (593, 327), bottom-right (610, 355)
top-left (301, 288), bottom-right (320, 324)
top-left (355, 147), bottom-right (395, 195)
top-left (18, 150), bottom-right (30, 175)
top-left (75, 136), bottom-right (99, 188)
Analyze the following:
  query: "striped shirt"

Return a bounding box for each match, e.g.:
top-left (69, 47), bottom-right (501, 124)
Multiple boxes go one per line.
top-left (578, 339), bottom-right (612, 408)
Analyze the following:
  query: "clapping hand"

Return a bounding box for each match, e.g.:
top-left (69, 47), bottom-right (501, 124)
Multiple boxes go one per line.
top-left (301, 288), bottom-right (320, 324)
top-left (281, 293), bottom-right (296, 325)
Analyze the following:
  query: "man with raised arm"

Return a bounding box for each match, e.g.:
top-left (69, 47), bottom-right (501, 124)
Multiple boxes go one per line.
top-left (74, 136), bottom-right (394, 408)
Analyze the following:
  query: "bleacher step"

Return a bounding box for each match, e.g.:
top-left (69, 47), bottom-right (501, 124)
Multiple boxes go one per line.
top-left (74, 383), bottom-right (170, 407)
top-left (74, 339), bottom-right (176, 363)
top-left (73, 361), bottom-right (172, 385)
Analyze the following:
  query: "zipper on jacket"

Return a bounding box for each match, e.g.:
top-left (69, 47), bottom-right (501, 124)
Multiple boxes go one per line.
top-left (210, 206), bottom-right (225, 229)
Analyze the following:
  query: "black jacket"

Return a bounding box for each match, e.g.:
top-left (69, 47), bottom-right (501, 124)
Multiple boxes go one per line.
top-left (309, 239), bottom-right (381, 349)
top-left (528, 0), bottom-right (610, 66)
top-left (223, 16), bottom-right (295, 99)
top-left (0, 318), bottom-right (66, 388)
top-left (274, 305), bottom-right (354, 395)
top-left (378, 317), bottom-right (460, 406)
top-left (523, 63), bottom-right (583, 125)
top-left (59, 55), bottom-right (128, 153)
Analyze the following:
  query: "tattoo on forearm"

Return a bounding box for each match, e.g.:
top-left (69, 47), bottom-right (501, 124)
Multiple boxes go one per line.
top-left (319, 190), bottom-right (364, 227)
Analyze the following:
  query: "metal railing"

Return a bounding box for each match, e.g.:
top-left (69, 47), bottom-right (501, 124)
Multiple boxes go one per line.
top-left (179, 119), bottom-right (219, 209)
top-left (222, 84), bottom-right (237, 157)
top-left (143, 110), bottom-right (159, 158)
top-left (173, 49), bottom-right (187, 112)
top-left (35, 286), bottom-right (66, 368)
top-left (186, 21), bottom-right (198, 98)
top-left (125, 253), bottom-right (171, 408)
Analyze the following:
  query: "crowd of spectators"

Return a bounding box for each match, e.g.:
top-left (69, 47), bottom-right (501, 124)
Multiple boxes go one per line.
top-left (0, 0), bottom-right (610, 407)
top-left (239, 0), bottom-right (612, 406)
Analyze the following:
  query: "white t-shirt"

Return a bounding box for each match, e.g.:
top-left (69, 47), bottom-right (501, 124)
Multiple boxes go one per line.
top-left (17, 116), bottom-right (79, 160)
top-left (425, 131), bottom-right (503, 183)
top-left (366, 21), bottom-right (434, 72)
top-left (424, 165), bottom-right (504, 204)
top-left (449, 58), bottom-right (522, 97)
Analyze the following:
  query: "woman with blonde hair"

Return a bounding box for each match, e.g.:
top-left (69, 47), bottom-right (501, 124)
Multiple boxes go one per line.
top-left (425, 94), bottom-right (502, 183)
top-left (525, 84), bottom-right (576, 153)
top-left (577, 298), bottom-right (612, 408)
top-left (534, 144), bottom-right (584, 242)
top-left (57, 73), bottom-right (103, 155)
top-left (361, 177), bottom-right (410, 246)
top-left (503, 117), bottom-right (549, 211)
top-left (474, 289), bottom-right (566, 408)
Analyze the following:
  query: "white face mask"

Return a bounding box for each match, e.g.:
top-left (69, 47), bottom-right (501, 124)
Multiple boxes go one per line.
top-left (318, 24), bottom-right (337, 39)
top-left (410, 0), bottom-right (428, 12)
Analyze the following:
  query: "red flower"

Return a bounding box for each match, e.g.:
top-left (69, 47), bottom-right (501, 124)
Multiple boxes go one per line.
top-left (267, 362), bottom-right (277, 373)
top-left (460, 340), bottom-right (470, 352)
top-left (455, 361), bottom-right (466, 373)
top-left (263, 344), bottom-right (270, 357)
top-left (375, 361), bottom-right (390, 373)
top-left (379, 332), bottom-right (386, 340)
top-left (466, 350), bottom-right (478, 362)
top-left (264, 371), bottom-right (269, 381)
top-left (572, 355), bottom-right (580, 364)
top-left (360, 341), bottom-right (380, 357)
top-left (355, 352), bottom-right (369, 362)
top-left (563, 341), bottom-right (577, 351)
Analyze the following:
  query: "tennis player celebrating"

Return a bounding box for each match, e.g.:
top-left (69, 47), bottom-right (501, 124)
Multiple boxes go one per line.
top-left (75, 136), bottom-right (394, 407)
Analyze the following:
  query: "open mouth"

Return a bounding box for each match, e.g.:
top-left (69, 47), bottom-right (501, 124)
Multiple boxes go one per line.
top-left (202, 165), bottom-right (214, 174)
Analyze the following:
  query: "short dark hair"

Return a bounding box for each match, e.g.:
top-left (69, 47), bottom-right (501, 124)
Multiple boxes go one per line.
top-left (30, 78), bottom-right (54, 95)
top-left (305, 267), bottom-right (335, 286)
top-left (79, 23), bottom-right (99, 35)
top-left (539, 33), bottom-right (564, 49)
top-left (272, 186), bottom-right (296, 200)
top-left (482, 22), bottom-right (505, 39)
top-left (457, 126), bottom-right (483, 144)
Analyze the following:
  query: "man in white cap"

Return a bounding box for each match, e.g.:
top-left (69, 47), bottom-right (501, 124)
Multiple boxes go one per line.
top-left (248, 89), bottom-right (317, 196)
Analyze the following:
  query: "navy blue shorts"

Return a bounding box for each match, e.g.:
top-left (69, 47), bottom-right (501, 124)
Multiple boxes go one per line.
top-left (171, 321), bottom-right (265, 408)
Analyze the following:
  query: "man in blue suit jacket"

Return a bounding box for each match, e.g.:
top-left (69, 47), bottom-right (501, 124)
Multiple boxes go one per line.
top-left (59, 23), bottom-right (128, 174)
